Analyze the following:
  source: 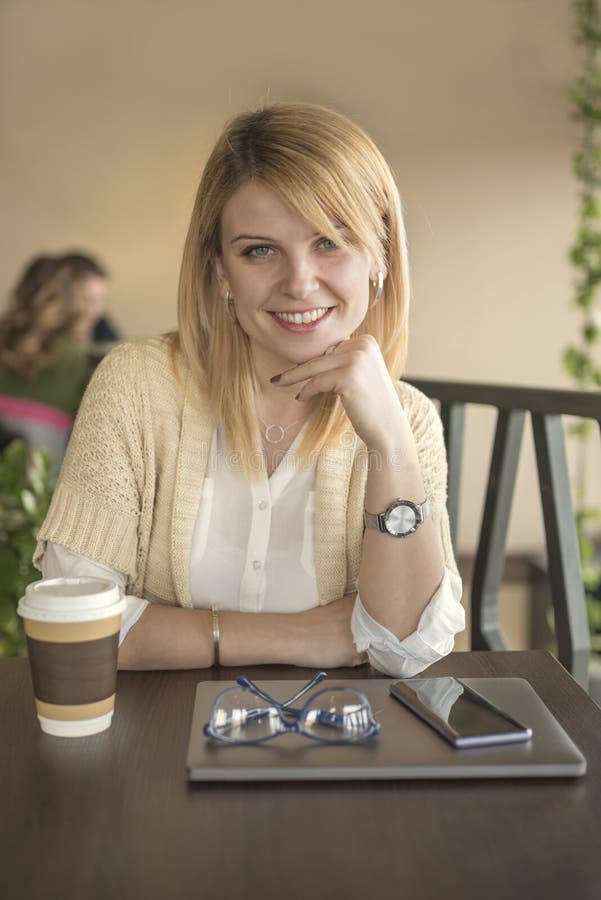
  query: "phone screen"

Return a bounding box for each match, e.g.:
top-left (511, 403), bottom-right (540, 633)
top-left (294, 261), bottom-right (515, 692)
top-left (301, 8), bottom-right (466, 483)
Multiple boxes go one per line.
top-left (389, 677), bottom-right (532, 748)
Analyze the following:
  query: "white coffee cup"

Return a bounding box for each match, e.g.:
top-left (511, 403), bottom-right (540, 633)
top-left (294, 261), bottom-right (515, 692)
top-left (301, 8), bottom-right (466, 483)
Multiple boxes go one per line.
top-left (17, 576), bottom-right (126, 737)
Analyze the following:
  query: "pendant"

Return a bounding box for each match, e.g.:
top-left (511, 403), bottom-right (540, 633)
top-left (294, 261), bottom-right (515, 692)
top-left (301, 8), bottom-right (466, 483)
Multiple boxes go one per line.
top-left (264, 424), bottom-right (286, 444)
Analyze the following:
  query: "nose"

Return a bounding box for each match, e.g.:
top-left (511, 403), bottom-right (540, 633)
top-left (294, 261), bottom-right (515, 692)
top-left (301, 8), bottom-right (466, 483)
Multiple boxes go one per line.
top-left (279, 253), bottom-right (320, 303)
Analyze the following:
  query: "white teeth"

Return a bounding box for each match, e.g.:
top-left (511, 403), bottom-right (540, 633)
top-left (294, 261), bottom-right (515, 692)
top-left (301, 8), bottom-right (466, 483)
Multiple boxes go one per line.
top-left (273, 307), bottom-right (329, 324)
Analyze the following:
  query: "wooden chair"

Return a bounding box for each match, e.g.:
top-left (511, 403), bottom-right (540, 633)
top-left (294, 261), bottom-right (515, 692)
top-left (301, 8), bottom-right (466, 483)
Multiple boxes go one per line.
top-left (407, 378), bottom-right (601, 690)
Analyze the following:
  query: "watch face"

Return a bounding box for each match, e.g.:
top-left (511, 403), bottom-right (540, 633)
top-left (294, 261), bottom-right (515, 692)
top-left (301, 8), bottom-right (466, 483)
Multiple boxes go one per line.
top-left (384, 502), bottom-right (418, 537)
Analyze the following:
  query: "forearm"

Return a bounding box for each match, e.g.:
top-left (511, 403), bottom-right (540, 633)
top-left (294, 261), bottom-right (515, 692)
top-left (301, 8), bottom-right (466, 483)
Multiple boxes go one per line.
top-left (118, 604), bottom-right (298, 670)
top-left (118, 590), bottom-right (366, 670)
top-left (358, 421), bottom-right (445, 640)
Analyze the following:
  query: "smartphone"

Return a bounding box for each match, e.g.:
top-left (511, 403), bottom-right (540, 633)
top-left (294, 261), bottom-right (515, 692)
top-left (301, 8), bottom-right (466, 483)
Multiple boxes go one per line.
top-left (389, 676), bottom-right (532, 748)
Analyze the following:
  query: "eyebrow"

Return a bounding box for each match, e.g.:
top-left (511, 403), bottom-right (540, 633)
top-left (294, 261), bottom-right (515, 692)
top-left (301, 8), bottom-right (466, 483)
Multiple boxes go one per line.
top-left (230, 234), bottom-right (276, 244)
top-left (230, 231), bottom-right (324, 245)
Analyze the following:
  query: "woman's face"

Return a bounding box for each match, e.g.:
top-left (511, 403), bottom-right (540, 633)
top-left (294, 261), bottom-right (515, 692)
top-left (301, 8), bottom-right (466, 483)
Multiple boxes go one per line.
top-left (83, 275), bottom-right (108, 323)
top-left (214, 181), bottom-right (379, 377)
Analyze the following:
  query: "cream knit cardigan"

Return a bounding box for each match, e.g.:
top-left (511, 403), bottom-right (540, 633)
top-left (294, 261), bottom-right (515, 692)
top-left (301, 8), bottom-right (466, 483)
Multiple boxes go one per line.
top-left (34, 336), bottom-right (457, 607)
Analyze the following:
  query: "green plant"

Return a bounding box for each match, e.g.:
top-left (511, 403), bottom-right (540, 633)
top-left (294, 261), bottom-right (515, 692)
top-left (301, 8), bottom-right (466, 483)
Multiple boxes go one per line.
top-left (0, 440), bottom-right (55, 656)
top-left (566, 0), bottom-right (601, 652)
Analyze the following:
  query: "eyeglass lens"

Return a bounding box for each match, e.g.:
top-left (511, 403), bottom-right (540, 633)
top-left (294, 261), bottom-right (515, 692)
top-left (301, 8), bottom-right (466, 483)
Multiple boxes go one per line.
top-left (211, 691), bottom-right (284, 742)
top-left (301, 690), bottom-right (373, 741)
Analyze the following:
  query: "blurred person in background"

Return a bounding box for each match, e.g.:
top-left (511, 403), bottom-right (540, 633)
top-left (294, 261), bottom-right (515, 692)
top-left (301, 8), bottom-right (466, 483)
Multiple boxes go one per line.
top-left (0, 257), bottom-right (94, 459)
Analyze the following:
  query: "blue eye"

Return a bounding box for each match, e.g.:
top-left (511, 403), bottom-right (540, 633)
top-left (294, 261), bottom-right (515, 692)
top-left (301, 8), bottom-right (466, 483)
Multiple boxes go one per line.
top-left (242, 245), bottom-right (274, 258)
top-left (318, 237), bottom-right (338, 250)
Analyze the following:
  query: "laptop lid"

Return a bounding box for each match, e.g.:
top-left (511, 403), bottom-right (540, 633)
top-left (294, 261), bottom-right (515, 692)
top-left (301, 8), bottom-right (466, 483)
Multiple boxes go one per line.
top-left (186, 677), bottom-right (586, 781)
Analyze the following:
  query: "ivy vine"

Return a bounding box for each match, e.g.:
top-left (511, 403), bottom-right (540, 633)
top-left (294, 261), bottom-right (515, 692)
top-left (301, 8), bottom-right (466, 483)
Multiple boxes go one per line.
top-left (566, 0), bottom-right (601, 651)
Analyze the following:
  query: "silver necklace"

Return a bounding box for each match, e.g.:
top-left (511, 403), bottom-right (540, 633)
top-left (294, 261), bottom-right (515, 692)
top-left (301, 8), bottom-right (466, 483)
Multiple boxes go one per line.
top-left (257, 414), bottom-right (306, 444)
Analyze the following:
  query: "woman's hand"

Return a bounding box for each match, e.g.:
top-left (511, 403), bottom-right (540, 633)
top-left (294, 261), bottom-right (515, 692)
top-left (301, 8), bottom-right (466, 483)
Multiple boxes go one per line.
top-left (272, 335), bottom-right (405, 452)
top-left (289, 593), bottom-right (367, 669)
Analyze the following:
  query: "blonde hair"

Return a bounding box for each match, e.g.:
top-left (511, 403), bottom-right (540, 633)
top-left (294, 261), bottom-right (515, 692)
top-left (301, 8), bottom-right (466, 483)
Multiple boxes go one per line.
top-left (0, 259), bottom-right (90, 378)
top-left (176, 102), bottom-right (410, 473)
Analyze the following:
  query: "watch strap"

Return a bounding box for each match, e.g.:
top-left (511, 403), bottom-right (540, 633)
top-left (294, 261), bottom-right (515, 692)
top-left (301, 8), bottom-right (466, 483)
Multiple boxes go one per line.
top-left (363, 509), bottom-right (386, 531)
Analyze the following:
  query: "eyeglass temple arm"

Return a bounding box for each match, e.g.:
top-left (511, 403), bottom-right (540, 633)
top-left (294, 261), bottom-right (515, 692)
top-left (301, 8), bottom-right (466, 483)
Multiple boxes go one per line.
top-left (236, 671), bottom-right (328, 708)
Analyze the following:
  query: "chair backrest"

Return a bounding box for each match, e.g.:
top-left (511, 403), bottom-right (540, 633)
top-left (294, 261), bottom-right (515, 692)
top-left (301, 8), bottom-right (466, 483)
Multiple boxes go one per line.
top-left (406, 378), bottom-right (601, 690)
top-left (0, 395), bottom-right (73, 467)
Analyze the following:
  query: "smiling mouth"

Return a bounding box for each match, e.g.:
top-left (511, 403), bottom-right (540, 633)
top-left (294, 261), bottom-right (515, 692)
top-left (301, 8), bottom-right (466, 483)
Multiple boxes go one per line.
top-left (271, 307), bottom-right (332, 325)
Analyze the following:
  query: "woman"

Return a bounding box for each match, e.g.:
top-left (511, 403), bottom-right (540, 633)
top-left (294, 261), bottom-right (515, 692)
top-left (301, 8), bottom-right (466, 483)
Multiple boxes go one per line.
top-left (35, 103), bottom-right (464, 674)
top-left (0, 258), bottom-right (94, 458)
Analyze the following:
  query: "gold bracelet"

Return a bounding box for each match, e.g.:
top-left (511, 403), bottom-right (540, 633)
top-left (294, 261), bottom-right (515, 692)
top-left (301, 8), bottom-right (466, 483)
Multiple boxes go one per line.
top-left (210, 603), bottom-right (220, 667)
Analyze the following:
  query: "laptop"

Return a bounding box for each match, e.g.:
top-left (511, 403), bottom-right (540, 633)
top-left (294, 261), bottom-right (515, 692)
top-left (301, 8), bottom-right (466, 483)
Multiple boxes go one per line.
top-left (186, 676), bottom-right (586, 781)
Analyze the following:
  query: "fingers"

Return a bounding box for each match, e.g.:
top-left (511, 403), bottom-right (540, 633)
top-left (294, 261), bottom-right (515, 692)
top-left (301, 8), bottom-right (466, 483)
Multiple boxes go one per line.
top-left (294, 370), bottom-right (348, 403)
top-left (270, 339), bottom-right (354, 386)
top-left (271, 353), bottom-right (361, 401)
top-left (271, 335), bottom-right (383, 389)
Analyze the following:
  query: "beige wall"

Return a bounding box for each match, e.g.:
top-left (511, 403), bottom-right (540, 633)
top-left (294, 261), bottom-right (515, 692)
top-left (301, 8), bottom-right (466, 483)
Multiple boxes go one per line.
top-left (1, 0), bottom-right (598, 554)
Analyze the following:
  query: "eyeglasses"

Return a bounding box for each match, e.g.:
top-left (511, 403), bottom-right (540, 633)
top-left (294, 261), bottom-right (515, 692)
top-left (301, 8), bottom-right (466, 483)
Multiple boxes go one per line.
top-left (203, 671), bottom-right (380, 745)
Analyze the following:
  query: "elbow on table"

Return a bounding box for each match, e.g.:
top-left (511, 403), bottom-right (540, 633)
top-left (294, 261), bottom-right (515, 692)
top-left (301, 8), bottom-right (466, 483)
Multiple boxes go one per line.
top-left (363, 630), bottom-right (458, 679)
top-left (352, 572), bottom-right (465, 678)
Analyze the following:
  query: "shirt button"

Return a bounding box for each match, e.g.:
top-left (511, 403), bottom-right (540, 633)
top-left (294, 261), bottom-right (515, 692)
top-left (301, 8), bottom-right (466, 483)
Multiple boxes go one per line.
top-left (251, 560), bottom-right (262, 570)
top-left (258, 500), bottom-right (268, 510)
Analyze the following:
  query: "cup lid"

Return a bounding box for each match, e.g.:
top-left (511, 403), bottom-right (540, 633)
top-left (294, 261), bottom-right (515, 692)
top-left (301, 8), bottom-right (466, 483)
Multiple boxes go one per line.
top-left (18, 576), bottom-right (126, 623)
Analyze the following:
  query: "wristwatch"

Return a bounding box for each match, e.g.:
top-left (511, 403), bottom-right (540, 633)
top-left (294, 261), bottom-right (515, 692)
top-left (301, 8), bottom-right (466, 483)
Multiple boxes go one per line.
top-left (364, 498), bottom-right (431, 538)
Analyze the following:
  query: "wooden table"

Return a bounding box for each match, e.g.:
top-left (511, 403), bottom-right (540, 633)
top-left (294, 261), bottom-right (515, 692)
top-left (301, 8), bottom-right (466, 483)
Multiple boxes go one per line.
top-left (3, 651), bottom-right (601, 900)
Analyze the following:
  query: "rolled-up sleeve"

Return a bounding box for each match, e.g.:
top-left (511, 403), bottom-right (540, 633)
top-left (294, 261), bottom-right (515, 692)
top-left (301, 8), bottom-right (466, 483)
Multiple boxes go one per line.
top-left (351, 568), bottom-right (464, 677)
